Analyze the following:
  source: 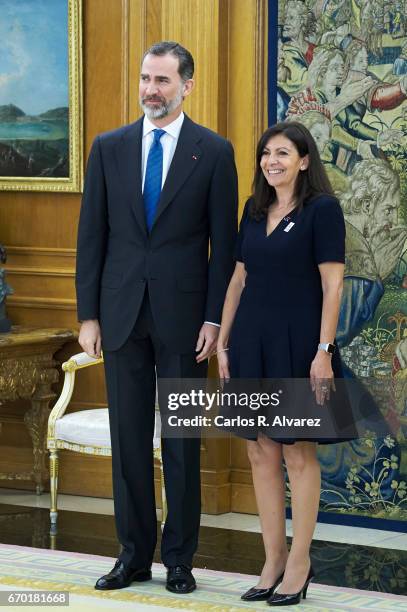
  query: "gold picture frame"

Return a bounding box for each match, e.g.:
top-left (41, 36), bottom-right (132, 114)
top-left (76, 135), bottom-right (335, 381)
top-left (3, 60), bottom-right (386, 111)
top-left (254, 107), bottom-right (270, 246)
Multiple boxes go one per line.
top-left (0, 0), bottom-right (83, 193)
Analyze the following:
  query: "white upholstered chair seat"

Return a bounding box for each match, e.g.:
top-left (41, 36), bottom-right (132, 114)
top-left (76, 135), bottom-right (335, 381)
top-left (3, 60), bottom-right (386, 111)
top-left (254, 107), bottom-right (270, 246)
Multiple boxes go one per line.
top-left (54, 407), bottom-right (161, 450)
top-left (55, 408), bottom-right (111, 448)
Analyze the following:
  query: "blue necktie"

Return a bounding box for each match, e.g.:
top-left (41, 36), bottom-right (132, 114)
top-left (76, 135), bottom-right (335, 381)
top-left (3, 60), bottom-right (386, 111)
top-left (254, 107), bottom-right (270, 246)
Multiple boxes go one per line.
top-left (143, 129), bottom-right (166, 231)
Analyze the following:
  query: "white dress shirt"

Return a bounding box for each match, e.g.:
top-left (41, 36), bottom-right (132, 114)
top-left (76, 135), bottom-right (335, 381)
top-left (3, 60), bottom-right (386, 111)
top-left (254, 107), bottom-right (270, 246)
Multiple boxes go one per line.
top-left (141, 112), bottom-right (185, 191)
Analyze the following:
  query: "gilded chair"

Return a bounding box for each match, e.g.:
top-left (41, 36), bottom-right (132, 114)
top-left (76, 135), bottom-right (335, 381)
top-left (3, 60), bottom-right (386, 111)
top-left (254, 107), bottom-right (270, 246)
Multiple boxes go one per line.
top-left (47, 352), bottom-right (166, 532)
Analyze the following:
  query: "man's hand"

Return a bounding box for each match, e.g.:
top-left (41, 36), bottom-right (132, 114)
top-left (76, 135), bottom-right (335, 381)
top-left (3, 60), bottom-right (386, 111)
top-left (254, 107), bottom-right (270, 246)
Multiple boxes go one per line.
top-left (195, 323), bottom-right (219, 363)
top-left (78, 319), bottom-right (102, 358)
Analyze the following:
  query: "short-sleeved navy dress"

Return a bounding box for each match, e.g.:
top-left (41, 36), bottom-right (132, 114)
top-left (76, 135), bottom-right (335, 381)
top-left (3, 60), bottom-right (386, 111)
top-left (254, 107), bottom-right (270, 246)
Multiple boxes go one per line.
top-left (228, 194), bottom-right (352, 444)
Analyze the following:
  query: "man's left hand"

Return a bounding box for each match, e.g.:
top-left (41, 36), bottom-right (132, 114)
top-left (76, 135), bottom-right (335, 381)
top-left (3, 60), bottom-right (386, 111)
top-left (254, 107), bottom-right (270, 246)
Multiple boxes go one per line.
top-left (195, 323), bottom-right (219, 362)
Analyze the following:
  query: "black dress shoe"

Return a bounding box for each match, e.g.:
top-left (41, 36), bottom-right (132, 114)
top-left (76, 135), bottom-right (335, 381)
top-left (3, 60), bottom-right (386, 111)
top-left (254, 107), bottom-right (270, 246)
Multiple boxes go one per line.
top-left (267, 566), bottom-right (315, 606)
top-left (241, 571), bottom-right (284, 601)
top-left (166, 565), bottom-right (196, 594)
top-left (95, 560), bottom-right (152, 590)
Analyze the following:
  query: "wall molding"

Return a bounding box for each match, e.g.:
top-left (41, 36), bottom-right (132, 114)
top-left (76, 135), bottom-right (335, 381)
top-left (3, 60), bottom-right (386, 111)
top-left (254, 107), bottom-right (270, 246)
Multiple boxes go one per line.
top-left (121, 0), bottom-right (130, 125)
top-left (4, 246), bottom-right (76, 269)
top-left (69, 400), bottom-right (108, 410)
top-left (6, 267), bottom-right (75, 277)
top-left (4, 246), bottom-right (76, 257)
top-left (254, 0), bottom-right (268, 136)
top-left (128, 0), bottom-right (147, 120)
top-left (8, 297), bottom-right (76, 310)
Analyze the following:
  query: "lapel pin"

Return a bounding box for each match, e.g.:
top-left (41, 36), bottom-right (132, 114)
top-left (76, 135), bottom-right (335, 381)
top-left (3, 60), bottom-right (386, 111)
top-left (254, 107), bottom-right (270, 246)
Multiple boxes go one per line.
top-left (284, 221), bottom-right (295, 233)
top-left (192, 155), bottom-right (197, 160)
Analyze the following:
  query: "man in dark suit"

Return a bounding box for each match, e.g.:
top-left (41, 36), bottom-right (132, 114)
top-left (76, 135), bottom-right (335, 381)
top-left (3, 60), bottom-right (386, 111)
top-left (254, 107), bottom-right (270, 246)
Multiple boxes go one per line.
top-left (76, 41), bottom-right (238, 593)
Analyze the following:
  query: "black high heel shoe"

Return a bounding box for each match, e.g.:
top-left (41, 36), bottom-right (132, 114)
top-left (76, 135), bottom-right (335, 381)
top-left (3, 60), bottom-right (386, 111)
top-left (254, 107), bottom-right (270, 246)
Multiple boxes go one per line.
top-left (267, 565), bottom-right (314, 606)
top-left (241, 571), bottom-right (285, 602)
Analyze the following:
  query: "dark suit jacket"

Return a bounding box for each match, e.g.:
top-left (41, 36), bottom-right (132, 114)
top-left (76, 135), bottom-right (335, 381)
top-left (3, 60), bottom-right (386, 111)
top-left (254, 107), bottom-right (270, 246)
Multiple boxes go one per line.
top-left (76, 114), bottom-right (238, 352)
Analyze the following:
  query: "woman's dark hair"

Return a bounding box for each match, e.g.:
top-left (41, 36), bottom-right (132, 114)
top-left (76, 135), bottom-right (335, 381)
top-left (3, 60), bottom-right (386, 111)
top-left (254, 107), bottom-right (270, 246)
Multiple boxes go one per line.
top-left (250, 121), bottom-right (334, 220)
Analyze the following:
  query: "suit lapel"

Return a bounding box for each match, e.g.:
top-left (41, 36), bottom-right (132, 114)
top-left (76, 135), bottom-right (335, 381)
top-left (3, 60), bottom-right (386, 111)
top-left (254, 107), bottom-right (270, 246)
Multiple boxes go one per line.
top-left (151, 115), bottom-right (202, 230)
top-left (115, 119), bottom-right (147, 235)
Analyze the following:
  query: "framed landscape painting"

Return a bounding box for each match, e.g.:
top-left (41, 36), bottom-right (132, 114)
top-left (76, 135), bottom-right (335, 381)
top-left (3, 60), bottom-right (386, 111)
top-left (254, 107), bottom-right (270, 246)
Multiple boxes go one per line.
top-left (0, 0), bottom-right (83, 192)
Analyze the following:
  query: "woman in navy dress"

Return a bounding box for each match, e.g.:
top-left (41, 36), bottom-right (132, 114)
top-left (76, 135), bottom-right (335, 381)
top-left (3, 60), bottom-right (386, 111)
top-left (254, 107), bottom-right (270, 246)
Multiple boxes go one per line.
top-left (217, 122), bottom-right (348, 606)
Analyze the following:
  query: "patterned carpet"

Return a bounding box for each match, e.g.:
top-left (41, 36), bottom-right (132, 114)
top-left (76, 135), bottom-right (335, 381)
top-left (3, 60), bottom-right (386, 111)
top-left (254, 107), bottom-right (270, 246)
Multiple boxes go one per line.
top-left (0, 544), bottom-right (406, 611)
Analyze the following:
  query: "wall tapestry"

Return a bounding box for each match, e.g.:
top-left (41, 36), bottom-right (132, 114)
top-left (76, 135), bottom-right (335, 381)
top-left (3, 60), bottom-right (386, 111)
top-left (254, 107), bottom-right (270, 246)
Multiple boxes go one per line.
top-left (0, 0), bottom-right (82, 192)
top-left (272, 0), bottom-right (407, 526)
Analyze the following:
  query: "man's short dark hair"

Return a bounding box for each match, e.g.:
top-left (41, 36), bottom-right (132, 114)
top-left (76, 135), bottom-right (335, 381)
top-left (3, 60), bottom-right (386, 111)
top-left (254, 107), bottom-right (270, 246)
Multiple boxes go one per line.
top-left (143, 41), bottom-right (194, 81)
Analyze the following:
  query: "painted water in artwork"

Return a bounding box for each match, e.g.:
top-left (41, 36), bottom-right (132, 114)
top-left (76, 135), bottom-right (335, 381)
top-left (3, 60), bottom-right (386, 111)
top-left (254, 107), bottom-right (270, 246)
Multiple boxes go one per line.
top-left (0, 0), bottom-right (69, 178)
top-left (276, 0), bottom-right (407, 523)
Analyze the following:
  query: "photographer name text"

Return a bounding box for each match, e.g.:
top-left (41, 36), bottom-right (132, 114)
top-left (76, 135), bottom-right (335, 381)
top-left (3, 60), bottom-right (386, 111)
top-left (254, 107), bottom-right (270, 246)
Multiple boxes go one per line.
top-left (167, 415), bottom-right (321, 428)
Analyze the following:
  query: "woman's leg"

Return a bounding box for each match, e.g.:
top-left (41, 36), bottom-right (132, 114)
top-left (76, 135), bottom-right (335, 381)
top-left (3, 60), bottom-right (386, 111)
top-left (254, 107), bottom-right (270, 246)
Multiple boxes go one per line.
top-left (247, 434), bottom-right (288, 587)
top-left (280, 441), bottom-right (320, 593)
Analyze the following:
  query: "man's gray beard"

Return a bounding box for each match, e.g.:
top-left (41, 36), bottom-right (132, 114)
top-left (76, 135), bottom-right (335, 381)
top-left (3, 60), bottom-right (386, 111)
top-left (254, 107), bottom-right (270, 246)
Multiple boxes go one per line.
top-left (141, 90), bottom-right (183, 120)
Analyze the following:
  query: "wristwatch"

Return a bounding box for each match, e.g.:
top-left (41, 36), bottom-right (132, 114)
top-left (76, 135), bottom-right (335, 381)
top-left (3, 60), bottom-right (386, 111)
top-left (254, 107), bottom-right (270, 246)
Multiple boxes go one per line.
top-left (318, 342), bottom-right (336, 355)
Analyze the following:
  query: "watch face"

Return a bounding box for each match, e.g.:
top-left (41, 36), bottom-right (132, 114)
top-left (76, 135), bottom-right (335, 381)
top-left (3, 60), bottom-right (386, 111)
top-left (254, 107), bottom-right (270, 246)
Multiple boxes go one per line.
top-left (319, 343), bottom-right (336, 354)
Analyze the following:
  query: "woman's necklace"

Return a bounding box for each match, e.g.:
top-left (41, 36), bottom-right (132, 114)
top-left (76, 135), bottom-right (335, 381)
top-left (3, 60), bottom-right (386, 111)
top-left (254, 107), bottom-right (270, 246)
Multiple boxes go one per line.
top-left (269, 199), bottom-right (295, 216)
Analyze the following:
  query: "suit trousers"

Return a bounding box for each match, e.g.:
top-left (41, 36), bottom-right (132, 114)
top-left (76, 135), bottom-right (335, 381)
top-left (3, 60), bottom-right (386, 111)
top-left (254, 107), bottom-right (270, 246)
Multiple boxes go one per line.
top-left (103, 289), bottom-right (207, 569)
